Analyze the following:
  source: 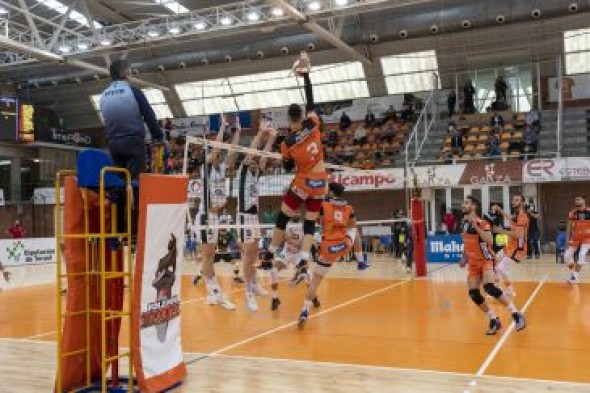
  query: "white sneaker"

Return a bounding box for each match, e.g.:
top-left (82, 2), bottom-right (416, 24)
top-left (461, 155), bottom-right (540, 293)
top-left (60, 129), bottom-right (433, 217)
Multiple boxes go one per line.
top-left (246, 294), bottom-right (258, 312)
top-left (207, 291), bottom-right (236, 310)
top-left (253, 285), bottom-right (269, 297)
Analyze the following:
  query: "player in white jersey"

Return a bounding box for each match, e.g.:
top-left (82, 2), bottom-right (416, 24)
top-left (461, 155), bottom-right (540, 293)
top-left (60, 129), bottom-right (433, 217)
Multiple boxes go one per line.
top-left (238, 124), bottom-right (276, 311)
top-left (193, 115), bottom-right (241, 310)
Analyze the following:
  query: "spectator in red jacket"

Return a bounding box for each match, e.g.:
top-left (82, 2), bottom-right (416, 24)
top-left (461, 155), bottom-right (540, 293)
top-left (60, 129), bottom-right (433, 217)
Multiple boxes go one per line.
top-left (442, 210), bottom-right (456, 234)
top-left (6, 220), bottom-right (26, 239)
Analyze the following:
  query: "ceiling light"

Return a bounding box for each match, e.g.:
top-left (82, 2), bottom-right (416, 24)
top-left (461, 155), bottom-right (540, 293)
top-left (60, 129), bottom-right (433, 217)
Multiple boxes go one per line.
top-left (58, 46), bottom-right (70, 53)
top-left (147, 30), bottom-right (160, 38)
top-left (308, 1), bottom-right (321, 11)
top-left (247, 11), bottom-right (260, 21)
top-left (0, 7), bottom-right (8, 14)
top-left (100, 39), bottom-right (112, 46)
top-left (335, 0), bottom-right (348, 5)
top-left (194, 21), bottom-right (207, 30)
top-left (168, 26), bottom-right (181, 34)
top-left (271, 7), bottom-right (284, 17)
top-left (77, 42), bottom-right (89, 50)
top-left (220, 15), bottom-right (232, 26)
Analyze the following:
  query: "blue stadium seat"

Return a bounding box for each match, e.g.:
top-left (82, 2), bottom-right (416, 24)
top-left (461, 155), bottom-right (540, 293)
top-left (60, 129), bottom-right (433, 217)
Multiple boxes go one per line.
top-left (76, 149), bottom-right (134, 189)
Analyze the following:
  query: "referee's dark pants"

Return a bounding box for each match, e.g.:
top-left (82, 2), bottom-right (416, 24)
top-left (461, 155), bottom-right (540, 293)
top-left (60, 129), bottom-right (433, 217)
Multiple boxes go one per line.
top-left (108, 136), bottom-right (146, 240)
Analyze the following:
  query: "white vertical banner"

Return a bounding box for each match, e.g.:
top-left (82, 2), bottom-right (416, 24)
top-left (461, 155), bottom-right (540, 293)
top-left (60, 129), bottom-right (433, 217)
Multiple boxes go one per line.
top-left (133, 175), bottom-right (188, 392)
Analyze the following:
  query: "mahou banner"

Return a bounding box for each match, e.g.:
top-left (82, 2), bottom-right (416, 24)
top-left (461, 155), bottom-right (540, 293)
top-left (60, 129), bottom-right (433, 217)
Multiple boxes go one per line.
top-left (133, 175), bottom-right (188, 392)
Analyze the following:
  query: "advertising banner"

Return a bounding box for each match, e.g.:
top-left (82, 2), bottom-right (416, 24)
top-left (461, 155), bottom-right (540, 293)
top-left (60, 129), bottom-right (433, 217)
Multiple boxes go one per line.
top-left (0, 237), bottom-right (56, 266)
top-left (33, 187), bottom-right (65, 204)
top-left (133, 175), bottom-right (188, 392)
top-left (523, 157), bottom-right (590, 183)
top-left (426, 234), bottom-right (463, 263)
top-left (459, 161), bottom-right (522, 185)
top-left (548, 74), bottom-right (590, 102)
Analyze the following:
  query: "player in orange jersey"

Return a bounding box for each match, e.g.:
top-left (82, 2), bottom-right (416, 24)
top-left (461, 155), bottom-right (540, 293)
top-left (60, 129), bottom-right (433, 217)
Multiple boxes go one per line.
top-left (262, 51), bottom-right (329, 288)
top-left (460, 195), bottom-right (525, 335)
top-left (565, 195), bottom-right (590, 284)
top-left (297, 182), bottom-right (368, 328)
top-left (492, 195), bottom-right (529, 298)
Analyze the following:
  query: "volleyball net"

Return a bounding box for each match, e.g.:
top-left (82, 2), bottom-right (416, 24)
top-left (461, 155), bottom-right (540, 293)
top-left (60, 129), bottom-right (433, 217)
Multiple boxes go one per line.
top-left (179, 121), bottom-right (412, 263)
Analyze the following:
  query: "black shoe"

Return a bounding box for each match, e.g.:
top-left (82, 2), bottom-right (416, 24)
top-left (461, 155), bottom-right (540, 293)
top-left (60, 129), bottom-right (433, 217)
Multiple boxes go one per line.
top-left (312, 297), bottom-right (321, 308)
top-left (193, 275), bottom-right (201, 286)
top-left (290, 260), bottom-right (309, 286)
top-left (486, 317), bottom-right (502, 335)
top-left (271, 297), bottom-right (281, 311)
top-left (260, 251), bottom-right (274, 270)
top-left (513, 312), bottom-right (527, 332)
top-left (234, 276), bottom-right (245, 284)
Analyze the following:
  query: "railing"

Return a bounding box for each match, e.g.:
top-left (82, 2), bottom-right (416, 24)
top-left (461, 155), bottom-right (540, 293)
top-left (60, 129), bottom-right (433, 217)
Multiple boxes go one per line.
top-left (404, 87), bottom-right (439, 173)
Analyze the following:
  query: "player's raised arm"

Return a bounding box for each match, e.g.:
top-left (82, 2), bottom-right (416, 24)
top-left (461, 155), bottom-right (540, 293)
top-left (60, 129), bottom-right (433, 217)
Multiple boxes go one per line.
top-left (259, 125), bottom-right (277, 173)
top-left (226, 116), bottom-right (242, 177)
top-left (206, 113), bottom-right (227, 165)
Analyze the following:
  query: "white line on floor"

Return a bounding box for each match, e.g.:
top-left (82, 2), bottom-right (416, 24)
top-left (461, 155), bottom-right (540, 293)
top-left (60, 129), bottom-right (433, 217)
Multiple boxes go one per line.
top-left (204, 279), bottom-right (412, 357)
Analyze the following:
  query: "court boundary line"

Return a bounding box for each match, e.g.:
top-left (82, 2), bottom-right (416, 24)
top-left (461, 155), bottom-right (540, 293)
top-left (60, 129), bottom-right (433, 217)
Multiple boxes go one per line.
top-left (475, 275), bottom-right (547, 377)
top-left (189, 278), bottom-right (413, 361)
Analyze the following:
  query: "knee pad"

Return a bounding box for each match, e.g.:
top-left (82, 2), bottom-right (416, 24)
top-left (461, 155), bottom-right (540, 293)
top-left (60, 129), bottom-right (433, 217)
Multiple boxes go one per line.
top-left (468, 289), bottom-right (485, 306)
top-left (303, 219), bottom-right (316, 236)
top-left (275, 211), bottom-right (290, 231)
top-left (483, 283), bottom-right (503, 299)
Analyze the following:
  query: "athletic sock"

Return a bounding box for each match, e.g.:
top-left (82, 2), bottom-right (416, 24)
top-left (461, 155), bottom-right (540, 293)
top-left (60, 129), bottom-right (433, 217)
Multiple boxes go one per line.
top-left (355, 252), bottom-right (365, 263)
top-left (302, 299), bottom-right (312, 313)
top-left (507, 303), bottom-right (517, 313)
top-left (270, 267), bottom-right (279, 285)
top-left (486, 310), bottom-right (497, 320)
top-left (272, 290), bottom-right (279, 299)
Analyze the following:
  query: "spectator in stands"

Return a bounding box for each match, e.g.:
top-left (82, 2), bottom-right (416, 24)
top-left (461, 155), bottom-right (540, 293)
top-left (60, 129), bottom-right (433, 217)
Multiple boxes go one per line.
top-left (450, 128), bottom-right (464, 156)
top-left (447, 122), bottom-right (457, 135)
top-left (526, 110), bottom-right (540, 127)
top-left (442, 209), bottom-right (456, 234)
top-left (463, 80), bottom-right (476, 114)
top-left (365, 110), bottom-right (376, 128)
top-left (486, 132), bottom-right (501, 157)
top-left (523, 125), bottom-right (538, 159)
top-left (385, 105), bottom-right (397, 122)
top-left (353, 125), bottom-right (368, 146)
top-left (401, 101), bottom-right (414, 121)
top-left (340, 111), bottom-right (352, 131)
top-left (383, 124), bottom-right (395, 144)
top-left (343, 144), bottom-right (355, 163)
top-left (447, 90), bottom-right (457, 118)
top-left (6, 220), bottom-right (26, 239)
top-left (527, 207), bottom-right (541, 259)
top-left (327, 128), bottom-right (339, 147)
top-left (490, 112), bottom-right (504, 131)
top-left (495, 75), bottom-right (508, 103)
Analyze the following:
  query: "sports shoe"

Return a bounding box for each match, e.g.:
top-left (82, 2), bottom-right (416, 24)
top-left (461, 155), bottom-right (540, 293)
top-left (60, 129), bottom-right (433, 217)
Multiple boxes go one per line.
top-left (298, 310), bottom-right (309, 329)
top-left (513, 312), bottom-right (526, 332)
top-left (312, 297), bottom-right (321, 308)
top-left (253, 285), bottom-right (269, 297)
top-left (271, 297), bottom-right (281, 311)
top-left (486, 317), bottom-right (502, 335)
top-left (358, 262), bottom-right (371, 271)
top-left (206, 290), bottom-right (236, 310)
top-left (246, 294), bottom-right (258, 312)
top-left (290, 260), bottom-right (309, 286)
top-left (504, 286), bottom-right (516, 298)
top-left (260, 251), bottom-right (274, 270)
top-left (233, 276), bottom-right (245, 284)
top-left (193, 275), bottom-right (201, 286)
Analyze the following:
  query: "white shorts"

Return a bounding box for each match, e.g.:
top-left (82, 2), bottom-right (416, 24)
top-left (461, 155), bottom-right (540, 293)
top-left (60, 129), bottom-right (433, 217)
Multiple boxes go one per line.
top-left (278, 249), bottom-right (300, 267)
top-left (195, 212), bottom-right (230, 244)
top-left (565, 244), bottom-right (590, 265)
top-left (238, 213), bottom-right (260, 244)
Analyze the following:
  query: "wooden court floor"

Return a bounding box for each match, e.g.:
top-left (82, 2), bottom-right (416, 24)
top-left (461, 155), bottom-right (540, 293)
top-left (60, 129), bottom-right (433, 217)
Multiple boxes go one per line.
top-left (1, 259), bottom-right (590, 392)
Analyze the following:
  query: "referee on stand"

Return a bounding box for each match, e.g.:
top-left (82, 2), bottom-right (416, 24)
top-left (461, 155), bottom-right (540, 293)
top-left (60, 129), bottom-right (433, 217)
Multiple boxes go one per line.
top-left (99, 59), bottom-right (163, 237)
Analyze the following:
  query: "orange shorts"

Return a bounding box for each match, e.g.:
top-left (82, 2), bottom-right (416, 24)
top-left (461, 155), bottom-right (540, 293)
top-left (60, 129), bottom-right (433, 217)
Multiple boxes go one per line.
top-left (570, 234), bottom-right (590, 248)
top-left (319, 237), bottom-right (353, 265)
top-left (468, 258), bottom-right (495, 278)
top-left (289, 172), bottom-right (328, 201)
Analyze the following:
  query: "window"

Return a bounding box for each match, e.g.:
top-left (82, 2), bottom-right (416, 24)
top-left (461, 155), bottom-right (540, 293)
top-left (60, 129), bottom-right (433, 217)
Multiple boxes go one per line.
top-left (381, 50), bottom-right (440, 95)
top-left (564, 28), bottom-right (590, 74)
top-left (176, 62), bottom-right (369, 116)
top-left (90, 88), bottom-right (172, 122)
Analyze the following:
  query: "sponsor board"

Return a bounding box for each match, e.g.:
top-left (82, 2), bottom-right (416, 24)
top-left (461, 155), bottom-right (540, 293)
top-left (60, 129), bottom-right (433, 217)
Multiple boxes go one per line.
top-left (426, 234), bottom-right (463, 263)
top-left (548, 75), bottom-right (590, 102)
top-left (459, 161), bottom-right (522, 185)
top-left (523, 157), bottom-right (590, 182)
top-left (33, 187), bottom-right (65, 204)
top-left (0, 237), bottom-right (56, 266)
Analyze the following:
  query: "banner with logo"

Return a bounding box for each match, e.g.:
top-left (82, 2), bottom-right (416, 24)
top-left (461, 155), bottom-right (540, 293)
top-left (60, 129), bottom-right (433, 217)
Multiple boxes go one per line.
top-left (426, 234), bottom-right (463, 263)
top-left (413, 165), bottom-right (465, 187)
top-left (133, 175), bottom-right (188, 392)
top-left (0, 237), bottom-right (56, 266)
top-left (33, 187), bottom-right (64, 204)
top-left (548, 74), bottom-right (590, 102)
top-left (169, 116), bottom-right (210, 137)
top-left (523, 157), bottom-right (590, 183)
top-left (459, 161), bottom-right (522, 185)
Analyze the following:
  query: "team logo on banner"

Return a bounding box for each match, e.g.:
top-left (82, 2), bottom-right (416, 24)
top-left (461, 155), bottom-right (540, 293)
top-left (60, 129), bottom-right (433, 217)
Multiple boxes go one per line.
top-left (142, 234), bottom-right (180, 343)
top-left (6, 241), bottom-right (25, 263)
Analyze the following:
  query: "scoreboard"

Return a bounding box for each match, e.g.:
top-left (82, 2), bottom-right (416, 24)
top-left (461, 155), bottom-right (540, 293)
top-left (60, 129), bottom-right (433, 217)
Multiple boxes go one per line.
top-left (0, 97), bottom-right (17, 141)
